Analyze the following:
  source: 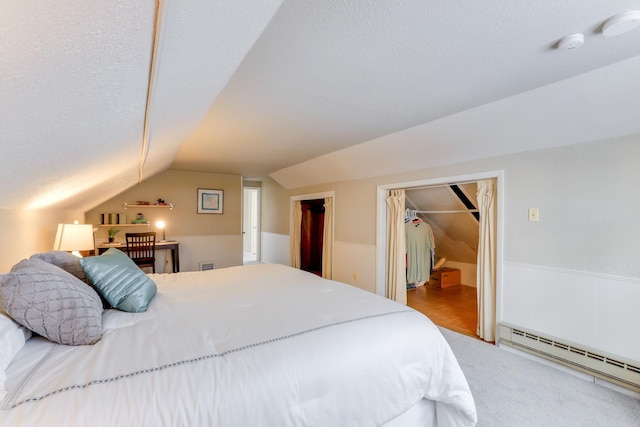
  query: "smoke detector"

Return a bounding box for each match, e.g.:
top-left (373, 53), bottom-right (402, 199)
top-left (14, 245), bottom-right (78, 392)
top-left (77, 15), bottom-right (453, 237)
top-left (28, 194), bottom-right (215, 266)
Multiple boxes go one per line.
top-left (603, 10), bottom-right (640, 36)
top-left (557, 33), bottom-right (584, 51)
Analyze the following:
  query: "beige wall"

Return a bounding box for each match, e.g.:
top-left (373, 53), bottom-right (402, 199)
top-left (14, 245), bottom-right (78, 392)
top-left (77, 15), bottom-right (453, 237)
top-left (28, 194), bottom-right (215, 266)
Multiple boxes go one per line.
top-left (0, 208), bottom-right (85, 272)
top-left (260, 176), bottom-right (290, 235)
top-left (0, 170), bottom-right (243, 273)
top-left (87, 170), bottom-right (241, 238)
top-left (86, 169), bottom-right (243, 270)
top-left (263, 135), bottom-right (640, 290)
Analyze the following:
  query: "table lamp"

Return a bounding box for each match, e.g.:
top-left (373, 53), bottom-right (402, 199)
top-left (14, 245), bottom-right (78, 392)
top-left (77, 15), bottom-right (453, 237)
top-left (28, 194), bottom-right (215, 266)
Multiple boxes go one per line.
top-left (156, 220), bottom-right (166, 242)
top-left (53, 222), bottom-right (95, 257)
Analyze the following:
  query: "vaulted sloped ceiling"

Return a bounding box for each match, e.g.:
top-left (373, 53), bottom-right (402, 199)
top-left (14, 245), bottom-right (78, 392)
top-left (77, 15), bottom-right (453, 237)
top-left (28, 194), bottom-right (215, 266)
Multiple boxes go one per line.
top-left (0, 0), bottom-right (282, 211)
top-left (178, 0), bottom-right (640, 184)
top-left (2, 1), bottom-right (640, 211)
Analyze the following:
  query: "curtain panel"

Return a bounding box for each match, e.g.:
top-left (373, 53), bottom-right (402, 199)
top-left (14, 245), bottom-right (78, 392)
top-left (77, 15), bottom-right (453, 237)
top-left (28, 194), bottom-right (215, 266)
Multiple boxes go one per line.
top-left (385, 189), bottom-right (406, 305)
top-left (290, 200), bottom-right (302, 268)
top-left (322, 197), bottom-right (333, 279)
top-left (476, 179), bottom-right (497, 341)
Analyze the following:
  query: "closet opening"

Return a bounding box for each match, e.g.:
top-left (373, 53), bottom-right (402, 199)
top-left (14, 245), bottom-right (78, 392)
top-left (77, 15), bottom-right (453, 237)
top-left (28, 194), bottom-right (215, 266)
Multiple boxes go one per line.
top-left (300, 199), bottom-right (325, 276)
top-left (290, 191), bottom-right (335, 280)
top-left (376, 172), bottom-right (503, 343)
top-left (404, 182), bottom-right (479, 338)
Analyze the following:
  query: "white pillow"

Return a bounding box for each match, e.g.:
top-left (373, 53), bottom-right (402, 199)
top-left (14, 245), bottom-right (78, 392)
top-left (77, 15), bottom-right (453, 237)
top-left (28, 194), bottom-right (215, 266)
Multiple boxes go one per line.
top-left (0, 309), bottom-right (32, 400)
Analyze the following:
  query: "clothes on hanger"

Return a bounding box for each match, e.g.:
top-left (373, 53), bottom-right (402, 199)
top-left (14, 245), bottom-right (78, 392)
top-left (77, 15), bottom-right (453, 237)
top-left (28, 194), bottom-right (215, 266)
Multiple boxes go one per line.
top-left (405, 219), bottom-right (435, 287)
top-left (404, 209), bottom-right (422, 223)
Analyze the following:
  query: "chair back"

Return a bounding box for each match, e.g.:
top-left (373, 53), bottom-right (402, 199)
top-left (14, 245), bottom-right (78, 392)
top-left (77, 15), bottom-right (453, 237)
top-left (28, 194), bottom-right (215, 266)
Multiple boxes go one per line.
top-left (125, 232), bottom-right (156, 272)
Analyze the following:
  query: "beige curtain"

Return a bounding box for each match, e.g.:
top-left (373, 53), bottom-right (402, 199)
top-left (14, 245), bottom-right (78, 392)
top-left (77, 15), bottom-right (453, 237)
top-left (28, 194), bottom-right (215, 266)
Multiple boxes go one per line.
top-left (322, 197), bottom-right (333, 279)
top-left (290, 200), bottom-right (302, 268)
top-left (476, 179), bottom-right (497, 341)
top-left (385, 189), bottom-right (406, 305)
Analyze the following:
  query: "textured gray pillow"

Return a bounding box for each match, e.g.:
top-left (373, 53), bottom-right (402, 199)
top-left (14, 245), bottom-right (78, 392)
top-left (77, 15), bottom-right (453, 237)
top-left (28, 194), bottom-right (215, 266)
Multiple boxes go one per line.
top-left (30, 251), bottom-right (112, 309)
top-left (30, 251), bottom-right (88, 283)
top-left (0, 259), bottom-right (103, 346)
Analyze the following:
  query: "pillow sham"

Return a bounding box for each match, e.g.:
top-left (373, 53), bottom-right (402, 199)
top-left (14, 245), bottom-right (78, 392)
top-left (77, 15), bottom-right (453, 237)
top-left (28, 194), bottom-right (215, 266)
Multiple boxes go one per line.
top-left (80, 248), bottom-right (157, 313)
top-left (0, 309), bottom-right (32, 401)
top-left (0, 259), bottom-right (103, 346)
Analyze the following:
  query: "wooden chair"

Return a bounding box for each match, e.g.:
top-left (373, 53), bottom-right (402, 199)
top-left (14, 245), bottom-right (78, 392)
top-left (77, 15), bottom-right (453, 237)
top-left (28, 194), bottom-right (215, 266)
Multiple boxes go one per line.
top-left (125, 232), bottom-right (156, 273)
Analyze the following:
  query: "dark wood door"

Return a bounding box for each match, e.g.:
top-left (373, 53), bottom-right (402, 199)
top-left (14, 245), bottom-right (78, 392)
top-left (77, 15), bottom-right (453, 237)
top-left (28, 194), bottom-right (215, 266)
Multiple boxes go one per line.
top-left (300, 199), bottom-right (325, 276)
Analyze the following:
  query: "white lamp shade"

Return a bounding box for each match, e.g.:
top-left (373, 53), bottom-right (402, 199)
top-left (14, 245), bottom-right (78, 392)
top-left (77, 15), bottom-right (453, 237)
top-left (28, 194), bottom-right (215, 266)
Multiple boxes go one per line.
top-left (53, 224), bottom-right (95, 252)
top-left (155, 221), bottom-right (166, 241)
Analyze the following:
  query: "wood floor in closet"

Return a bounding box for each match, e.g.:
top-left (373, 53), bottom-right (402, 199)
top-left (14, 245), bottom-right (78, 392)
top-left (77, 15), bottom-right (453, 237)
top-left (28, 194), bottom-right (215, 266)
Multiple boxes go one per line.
top-left (407, 284), bottom-right (479, 339)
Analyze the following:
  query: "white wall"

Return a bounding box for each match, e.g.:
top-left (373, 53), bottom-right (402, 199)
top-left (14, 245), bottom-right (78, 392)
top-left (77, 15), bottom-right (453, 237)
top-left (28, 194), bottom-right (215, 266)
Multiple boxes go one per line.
top-left (500, 138), bottom-right (639, 277)
top-left (503, 262), bottom-right (640, 361)
top-left (495, 137), bottom-right (640, 360)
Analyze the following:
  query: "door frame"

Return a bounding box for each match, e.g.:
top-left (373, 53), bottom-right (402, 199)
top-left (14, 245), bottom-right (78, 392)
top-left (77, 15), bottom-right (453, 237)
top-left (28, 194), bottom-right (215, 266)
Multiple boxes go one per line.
top-left (375, 171), bottom-right (504, 326)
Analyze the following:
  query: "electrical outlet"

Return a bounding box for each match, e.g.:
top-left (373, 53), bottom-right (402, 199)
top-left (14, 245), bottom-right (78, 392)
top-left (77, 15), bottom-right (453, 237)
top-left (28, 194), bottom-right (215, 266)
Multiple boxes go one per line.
top-left (528, 208), bottom-right (539, 222)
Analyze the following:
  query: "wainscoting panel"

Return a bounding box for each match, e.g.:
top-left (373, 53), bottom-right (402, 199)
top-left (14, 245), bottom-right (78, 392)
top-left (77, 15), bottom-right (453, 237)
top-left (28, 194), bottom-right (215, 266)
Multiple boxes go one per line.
top-left (261, 232), bottom-right (290, 265)
top-left (503, 262), bottom-right (640, 362)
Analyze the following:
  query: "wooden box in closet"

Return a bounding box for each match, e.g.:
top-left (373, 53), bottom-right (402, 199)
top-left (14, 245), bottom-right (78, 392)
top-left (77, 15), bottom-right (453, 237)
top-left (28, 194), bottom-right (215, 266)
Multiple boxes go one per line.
top-left (429, 268), bottom-right (461, 288)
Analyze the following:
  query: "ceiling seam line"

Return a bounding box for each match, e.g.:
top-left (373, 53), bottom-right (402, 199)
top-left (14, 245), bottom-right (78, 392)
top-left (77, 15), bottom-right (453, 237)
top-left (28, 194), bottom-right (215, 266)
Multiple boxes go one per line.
top-left (139, 0), bottom-right (162, 184)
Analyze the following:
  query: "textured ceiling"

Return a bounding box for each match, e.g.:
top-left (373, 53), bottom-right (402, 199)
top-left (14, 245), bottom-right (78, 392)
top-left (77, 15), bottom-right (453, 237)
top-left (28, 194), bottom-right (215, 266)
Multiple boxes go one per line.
top-left (0, 0), bottom-right (282, 210)
top-left (2, 0), bottom-right (640, 210)
top-left (271, 54), bottom-right (640, 187)
top-left (174, 0), bottom-right (640, 183)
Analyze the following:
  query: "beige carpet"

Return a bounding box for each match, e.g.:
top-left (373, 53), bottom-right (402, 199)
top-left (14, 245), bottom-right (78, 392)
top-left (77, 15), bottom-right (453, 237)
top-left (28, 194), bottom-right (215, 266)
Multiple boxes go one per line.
top-left (439, 327), bottom-right (640, 427)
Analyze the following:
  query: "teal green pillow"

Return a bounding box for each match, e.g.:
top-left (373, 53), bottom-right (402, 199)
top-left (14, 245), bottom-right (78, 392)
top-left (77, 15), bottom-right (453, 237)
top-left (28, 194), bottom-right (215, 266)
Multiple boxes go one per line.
top-left (79, 248), bottom-right (157, 313)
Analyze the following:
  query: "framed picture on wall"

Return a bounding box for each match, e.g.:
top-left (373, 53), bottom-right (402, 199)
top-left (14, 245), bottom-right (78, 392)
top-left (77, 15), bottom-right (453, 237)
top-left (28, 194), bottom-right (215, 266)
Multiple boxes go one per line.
top-left (197, 188), bottom-right (224, 214)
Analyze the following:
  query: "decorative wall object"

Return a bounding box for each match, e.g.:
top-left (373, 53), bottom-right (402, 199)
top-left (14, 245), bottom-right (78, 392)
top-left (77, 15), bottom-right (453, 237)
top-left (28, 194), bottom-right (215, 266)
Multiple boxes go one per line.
top-left (197, 188), bottom-right (223, 214)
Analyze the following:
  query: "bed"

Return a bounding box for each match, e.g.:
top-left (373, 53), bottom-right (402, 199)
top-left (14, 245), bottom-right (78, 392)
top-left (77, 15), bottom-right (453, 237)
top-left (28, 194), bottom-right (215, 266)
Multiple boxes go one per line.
top-left (0, 252), bottom-right (476, 426)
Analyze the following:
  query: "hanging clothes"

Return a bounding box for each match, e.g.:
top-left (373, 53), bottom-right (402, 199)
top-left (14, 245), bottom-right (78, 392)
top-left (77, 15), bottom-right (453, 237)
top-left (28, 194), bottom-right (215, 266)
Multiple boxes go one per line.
top-left (405, 220), bottom-right (435, 285)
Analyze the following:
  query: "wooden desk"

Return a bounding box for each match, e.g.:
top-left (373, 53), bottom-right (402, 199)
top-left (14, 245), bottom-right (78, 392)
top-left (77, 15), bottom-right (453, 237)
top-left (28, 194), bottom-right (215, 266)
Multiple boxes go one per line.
top-left (97, 241), bottom-right (180, 273)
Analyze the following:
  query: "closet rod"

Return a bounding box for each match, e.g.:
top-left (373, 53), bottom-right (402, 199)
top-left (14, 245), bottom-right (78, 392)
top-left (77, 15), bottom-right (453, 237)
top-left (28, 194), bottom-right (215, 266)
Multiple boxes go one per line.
top-left (404, 180), bottom-right (479, 191)
top-left (415, 209), bottom-right (479, 214)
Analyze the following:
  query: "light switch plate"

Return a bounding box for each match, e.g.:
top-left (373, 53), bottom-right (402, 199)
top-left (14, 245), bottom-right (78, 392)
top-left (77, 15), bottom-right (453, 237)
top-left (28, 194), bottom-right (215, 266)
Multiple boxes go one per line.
top-left (528, 208), bottom-right (539, 222)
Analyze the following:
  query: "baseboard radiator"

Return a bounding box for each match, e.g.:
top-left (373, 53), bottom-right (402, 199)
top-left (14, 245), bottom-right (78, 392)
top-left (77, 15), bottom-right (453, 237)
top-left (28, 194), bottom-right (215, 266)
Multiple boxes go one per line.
top-left (499, 323), bottom-right (640, 392)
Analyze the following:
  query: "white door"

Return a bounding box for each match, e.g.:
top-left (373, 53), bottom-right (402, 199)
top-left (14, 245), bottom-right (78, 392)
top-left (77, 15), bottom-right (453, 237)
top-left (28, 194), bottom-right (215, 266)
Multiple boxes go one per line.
top-left (243, 187), bottom-right (261, 264)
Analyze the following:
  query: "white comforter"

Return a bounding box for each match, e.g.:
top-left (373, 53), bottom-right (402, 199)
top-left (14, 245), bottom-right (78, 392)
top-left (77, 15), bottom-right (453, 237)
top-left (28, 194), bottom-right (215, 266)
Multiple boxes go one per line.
top-left (1, 264), bottom-right (476, 426)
